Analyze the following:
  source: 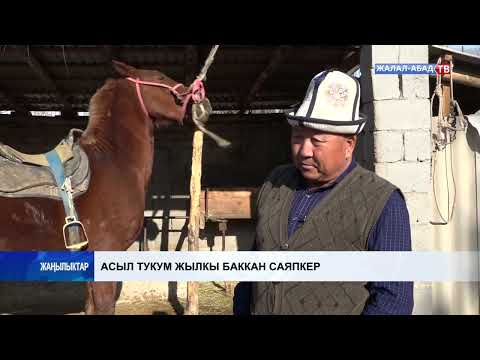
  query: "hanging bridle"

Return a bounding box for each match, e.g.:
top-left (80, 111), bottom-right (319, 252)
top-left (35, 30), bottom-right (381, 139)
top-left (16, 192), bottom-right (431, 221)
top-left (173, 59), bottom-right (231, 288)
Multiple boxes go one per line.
top-left (126, 76), bottom-right (206, 123)
top-left (123, 46), bottom-right (231, 148)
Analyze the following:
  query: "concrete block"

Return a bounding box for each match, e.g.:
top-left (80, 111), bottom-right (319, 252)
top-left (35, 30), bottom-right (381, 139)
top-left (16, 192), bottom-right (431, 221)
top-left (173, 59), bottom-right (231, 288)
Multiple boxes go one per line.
top-left (404, 192), bottom-right (432, 225)
top-left (399, 45), bottom-right (428, 63)
top-left (360, 63), bottom-right (401, 101)
top-left (360, 45), bottom-right (429, 102)
top-left (374, 131), bottom-right (403, 163)
top-left (373, 99), bottom-right (431, 131)
top-left (404, 130), bottom-right (431, 161)
top-left (372, 75), bottom-right (401, 100)
top-left (402, 74), bottom-right (430, 99)
top-left (372, 45), bottom-right (401, 63)
top-left (375, 161), bottom-right (431, 193)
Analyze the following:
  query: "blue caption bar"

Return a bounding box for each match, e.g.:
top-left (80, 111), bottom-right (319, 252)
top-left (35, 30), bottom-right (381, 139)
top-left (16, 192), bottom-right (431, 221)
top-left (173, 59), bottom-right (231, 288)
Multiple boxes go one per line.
top-left (375, 63), bottom-right (437, 74)
top-left (0, 251), bottom-right (94, 281)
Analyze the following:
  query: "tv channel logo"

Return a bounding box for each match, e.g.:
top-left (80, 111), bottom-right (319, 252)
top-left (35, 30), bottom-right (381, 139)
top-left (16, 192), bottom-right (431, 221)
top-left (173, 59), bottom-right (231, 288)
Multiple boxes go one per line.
top-left (374, 63), bottom-right (451, 75)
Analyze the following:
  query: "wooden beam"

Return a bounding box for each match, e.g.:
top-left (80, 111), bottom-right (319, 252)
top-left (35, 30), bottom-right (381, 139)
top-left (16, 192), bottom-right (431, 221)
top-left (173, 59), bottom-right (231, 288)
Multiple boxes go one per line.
top-left (13, 46), bottom-right (73, 115)
top-left (239, 46), bottom-right (291, 113)
top-left (435, 71), bottom-right (480, 89)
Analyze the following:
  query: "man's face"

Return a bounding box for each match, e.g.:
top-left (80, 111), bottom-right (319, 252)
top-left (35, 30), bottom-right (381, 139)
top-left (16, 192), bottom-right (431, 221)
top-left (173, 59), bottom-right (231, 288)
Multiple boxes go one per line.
top-left (291, 126), bottom-right (356, 187)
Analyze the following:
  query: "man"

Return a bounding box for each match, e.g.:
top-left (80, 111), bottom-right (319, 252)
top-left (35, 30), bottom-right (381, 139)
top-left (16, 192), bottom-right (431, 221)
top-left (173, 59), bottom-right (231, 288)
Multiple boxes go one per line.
top-left (234, 70), bottom-right (413, 315)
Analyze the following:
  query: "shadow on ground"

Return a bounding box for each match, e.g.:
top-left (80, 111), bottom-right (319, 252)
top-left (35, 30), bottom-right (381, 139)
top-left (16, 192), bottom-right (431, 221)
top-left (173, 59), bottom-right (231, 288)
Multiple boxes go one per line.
top-left (0, 282), bottom-right (234, 315)
top-left (0, 282), bottom-right (86, 315)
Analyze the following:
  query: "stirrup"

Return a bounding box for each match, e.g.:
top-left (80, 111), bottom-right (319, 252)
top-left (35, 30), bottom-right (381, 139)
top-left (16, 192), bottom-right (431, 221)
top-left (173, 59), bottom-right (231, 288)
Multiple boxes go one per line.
top-left (63, 216), bottom-right (89, 250)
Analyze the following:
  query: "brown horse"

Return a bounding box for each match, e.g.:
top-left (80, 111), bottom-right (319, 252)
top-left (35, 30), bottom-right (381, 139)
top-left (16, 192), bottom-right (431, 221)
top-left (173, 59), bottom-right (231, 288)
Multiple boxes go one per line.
top-left (0, 60), bottom-right (192, 314)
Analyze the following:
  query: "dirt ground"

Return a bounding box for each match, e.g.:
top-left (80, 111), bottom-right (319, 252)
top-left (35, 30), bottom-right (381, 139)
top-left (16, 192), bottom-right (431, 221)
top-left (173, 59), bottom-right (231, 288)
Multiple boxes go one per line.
top-left (0, 282), bottom-right (234, 315)
top-left (114, 282), bottom-right (234, 315)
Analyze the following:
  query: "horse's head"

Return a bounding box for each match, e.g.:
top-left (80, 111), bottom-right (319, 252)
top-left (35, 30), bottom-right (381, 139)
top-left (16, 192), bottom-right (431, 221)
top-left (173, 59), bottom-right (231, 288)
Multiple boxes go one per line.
top-left (112, 60), bottom-right (189, 128)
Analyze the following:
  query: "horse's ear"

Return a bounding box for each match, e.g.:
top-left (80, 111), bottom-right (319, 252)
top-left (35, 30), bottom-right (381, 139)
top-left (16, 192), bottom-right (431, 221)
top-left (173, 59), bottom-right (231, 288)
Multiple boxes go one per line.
top-left (112, 60), bottom-right (137, 77)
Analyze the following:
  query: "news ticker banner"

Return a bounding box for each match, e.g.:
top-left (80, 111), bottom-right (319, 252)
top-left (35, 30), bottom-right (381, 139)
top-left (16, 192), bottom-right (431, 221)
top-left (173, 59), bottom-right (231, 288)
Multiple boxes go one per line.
top-left (0, 251), bottom-right (478, 282)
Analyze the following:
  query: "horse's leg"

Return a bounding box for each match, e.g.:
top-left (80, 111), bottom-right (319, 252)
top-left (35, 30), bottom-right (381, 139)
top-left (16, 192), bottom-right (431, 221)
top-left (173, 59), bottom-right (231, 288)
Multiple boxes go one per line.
top-left (84, 281), bottom-right (118, 315)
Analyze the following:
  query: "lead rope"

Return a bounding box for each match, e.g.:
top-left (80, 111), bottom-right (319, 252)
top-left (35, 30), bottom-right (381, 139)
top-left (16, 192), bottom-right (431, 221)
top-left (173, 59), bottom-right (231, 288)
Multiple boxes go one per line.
top-left (190, 45), bottom-right (231, 148)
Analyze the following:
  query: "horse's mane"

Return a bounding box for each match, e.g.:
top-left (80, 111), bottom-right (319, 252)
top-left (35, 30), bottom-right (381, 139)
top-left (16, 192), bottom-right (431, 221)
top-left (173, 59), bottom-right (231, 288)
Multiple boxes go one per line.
top-left (80, 79), bottom-right (118, 151)
top-left (86, 79), bottom-right (117, 131)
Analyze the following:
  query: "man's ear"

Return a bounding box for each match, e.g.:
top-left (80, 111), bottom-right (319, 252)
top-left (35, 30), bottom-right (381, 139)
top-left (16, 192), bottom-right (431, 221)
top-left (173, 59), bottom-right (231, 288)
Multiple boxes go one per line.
top-left (112, 60), bottom-right (137, 77)
top-left (345, 135), bottom-right (357, 158)
top-left (350, 135), bottom-right (358, 148)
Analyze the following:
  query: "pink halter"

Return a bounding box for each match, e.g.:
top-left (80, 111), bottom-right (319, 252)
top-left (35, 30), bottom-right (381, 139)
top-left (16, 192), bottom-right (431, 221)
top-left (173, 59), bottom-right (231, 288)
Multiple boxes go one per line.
top-left (126, 77), bottom-right (206, 122)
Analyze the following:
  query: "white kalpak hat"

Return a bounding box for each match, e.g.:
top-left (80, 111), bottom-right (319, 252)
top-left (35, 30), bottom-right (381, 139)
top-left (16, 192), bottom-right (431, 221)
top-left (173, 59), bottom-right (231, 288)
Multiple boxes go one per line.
top-left (287, 70), bottom-right (367, 134)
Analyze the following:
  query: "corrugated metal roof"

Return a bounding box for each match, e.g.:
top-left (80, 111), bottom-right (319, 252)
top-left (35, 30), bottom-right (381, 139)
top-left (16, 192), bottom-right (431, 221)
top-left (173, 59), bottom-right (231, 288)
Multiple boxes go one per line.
top-left (430, 45), bottom-right (480, 67)
top-left (0, 45), bottom-right (359, 114)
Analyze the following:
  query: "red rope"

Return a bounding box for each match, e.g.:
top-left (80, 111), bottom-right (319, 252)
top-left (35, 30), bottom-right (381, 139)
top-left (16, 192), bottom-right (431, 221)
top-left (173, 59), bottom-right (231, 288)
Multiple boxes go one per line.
top-left (126, 77), bottom-right (205, 122)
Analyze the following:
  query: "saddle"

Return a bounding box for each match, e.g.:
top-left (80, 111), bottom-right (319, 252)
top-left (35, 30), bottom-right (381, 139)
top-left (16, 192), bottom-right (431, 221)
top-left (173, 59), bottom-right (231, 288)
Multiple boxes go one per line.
top-left (0, 129), bottom-right (91, 250)
top-left (0, 128), bottom-right (90, 200)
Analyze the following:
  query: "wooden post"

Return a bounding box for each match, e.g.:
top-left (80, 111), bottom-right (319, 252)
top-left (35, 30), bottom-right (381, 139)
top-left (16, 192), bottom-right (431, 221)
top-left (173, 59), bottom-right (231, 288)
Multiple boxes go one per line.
top-left (442, 55), bottom-right (453, 117)
top-left (439, 54), bottom-right (453, 148)
top-left (442, 79), bottom-right (451, 116)
top-left (185, 129), bottom-right (204, 315)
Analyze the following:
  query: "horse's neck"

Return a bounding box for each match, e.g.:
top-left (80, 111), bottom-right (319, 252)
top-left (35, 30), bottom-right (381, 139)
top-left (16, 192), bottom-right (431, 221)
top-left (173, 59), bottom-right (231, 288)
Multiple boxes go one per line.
top-left (80, 80), bottom-right (155, 190)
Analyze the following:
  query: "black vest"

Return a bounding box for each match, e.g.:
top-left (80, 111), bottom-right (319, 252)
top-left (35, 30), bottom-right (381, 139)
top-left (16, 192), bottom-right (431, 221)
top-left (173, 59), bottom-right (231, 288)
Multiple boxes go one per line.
top-left (252, 163), bottom-right (398, 315)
